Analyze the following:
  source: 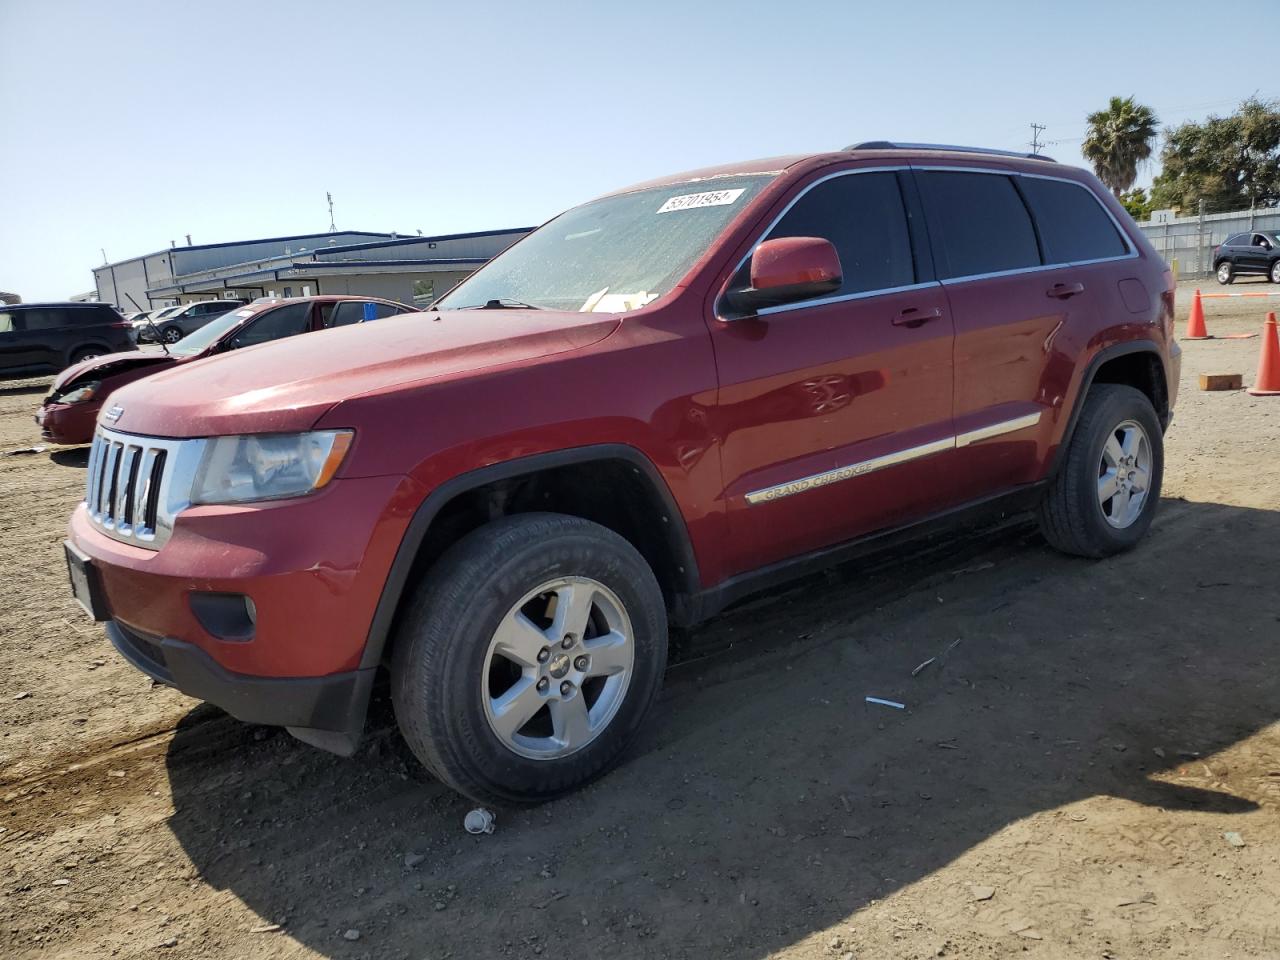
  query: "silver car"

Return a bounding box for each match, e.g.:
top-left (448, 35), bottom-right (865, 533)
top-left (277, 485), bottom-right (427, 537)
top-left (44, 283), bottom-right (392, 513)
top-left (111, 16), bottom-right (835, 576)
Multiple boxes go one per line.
top-left (137, 300), bottom-right (245, 344)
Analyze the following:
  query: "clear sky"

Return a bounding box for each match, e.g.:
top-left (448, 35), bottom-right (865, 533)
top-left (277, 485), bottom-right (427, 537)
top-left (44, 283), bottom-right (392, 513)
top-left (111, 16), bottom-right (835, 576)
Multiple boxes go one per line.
top-left (1, 0), bottom-right (1275, 301)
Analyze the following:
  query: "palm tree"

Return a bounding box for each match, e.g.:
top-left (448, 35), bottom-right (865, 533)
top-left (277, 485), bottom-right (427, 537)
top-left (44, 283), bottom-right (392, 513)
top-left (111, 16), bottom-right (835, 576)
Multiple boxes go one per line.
top-left (1082, 96), bottom-right (1160, 196)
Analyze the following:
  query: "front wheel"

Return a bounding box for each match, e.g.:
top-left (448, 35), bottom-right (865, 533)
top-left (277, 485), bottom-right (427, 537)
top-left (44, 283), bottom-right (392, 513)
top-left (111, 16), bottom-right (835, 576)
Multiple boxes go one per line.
top-left (1038, 384), bottom-right (1163, 558)
top-left (391, 513), bottom-right (668, 805)
top-left (1270, 260), bottom-right (1280, 284)
top-left (1216, 261), bottom-right (1234, 284)
top-left (161, 325), bottom-right (183, 344)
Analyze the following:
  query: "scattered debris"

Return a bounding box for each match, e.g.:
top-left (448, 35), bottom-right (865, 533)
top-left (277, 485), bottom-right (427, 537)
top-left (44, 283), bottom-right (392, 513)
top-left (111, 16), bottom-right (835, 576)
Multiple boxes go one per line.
top-left (532, 891), bottom-right (568, 910)
top-left (936, 741), bottom-right (958, 750)
top-left (2, 444), bottom-right (47, 457)
top-left (1116, 892), bottom-right (1156, 907)
top-left (403, 852), bottom-right (426, 869)
top-left (1068, 813), bottom-right (1088, 822)
top-left (250, 923), bottom-right (282, 934)
top-left (14, 692), bottom-right (30, 701)
top-left (342, 929), bottom-right (361, 941)
top-left (911, 657), bottom-right (936, 677)
top-left (865, 697), bottom-right (905, 710)
top-left (1199, 372), bottom-right (1243, 391)
top-left (1153, 747), bottom-right (1166, 759)
top-left (52, 879), bottom-right (70, 887)
top-left (107, 770), bottom-right (125, 778)
top-left (951, 560), bottom-right (995, 577)
top-left (1224, 831), bottom-right (1246, 848)
top-left (968, 884), bottom-right (995, 902)
top-left (464, 808), bottom-right (496, 835)
top-left (158, 938), bottom-right (178, 948)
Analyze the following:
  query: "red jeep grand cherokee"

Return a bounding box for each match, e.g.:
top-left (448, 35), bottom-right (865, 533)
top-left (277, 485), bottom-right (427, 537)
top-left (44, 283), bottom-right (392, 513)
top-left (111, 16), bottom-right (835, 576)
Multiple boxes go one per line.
top-left (67, 143), bottom-right (1179, 804)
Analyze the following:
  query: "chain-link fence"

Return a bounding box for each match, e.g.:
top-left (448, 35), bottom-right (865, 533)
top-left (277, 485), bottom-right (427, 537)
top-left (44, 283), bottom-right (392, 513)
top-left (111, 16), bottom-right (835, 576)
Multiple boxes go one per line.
top-left (1137, 207), bottom-right (1280, 279)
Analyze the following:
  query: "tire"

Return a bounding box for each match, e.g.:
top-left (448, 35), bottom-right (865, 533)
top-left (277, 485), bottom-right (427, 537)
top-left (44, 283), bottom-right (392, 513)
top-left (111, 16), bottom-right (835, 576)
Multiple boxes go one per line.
top-left (391, 512), bottom-right (668, 805)
top-left (1216, 261), bottom-right (1234, 284)
top-left (1270, 260), bottom-right (1280, 284)
top-left (161, 325), bottom-right (183, 344)
top-left (68, 347), bottom-right (103, 366)
top-left (1038, 384), bottom-right (1163, 558)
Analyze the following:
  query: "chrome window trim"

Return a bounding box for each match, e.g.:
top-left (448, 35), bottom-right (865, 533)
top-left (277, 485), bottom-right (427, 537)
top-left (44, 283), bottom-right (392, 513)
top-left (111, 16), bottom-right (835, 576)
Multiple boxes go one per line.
top-left (755, 280), bottom-right (942, 317)
top-left (744, 411), bottom-right (1043, 505)
top-left (718, 163), bottom-right (1141, 320)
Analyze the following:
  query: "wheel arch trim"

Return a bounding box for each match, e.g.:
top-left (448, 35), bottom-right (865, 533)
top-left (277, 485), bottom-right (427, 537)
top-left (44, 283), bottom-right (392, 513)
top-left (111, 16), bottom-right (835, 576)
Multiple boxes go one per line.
top-left (359, 443), bottom-right (701, 672)
top-left (1048, 340), bottom-right (1169, 477)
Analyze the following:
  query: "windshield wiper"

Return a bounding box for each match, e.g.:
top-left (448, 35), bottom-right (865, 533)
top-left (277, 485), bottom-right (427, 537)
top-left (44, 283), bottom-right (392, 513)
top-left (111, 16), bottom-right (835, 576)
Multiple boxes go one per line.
top-left (144, 317), bottom-right (170, 355)
top-left (461, 298), bottom-right (543, 310)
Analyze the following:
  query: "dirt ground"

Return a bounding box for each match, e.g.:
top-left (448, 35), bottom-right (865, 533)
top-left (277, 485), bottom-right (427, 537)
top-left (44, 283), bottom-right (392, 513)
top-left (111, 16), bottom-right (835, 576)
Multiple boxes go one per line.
top-left (3, 280), bottom-right (1279, 960)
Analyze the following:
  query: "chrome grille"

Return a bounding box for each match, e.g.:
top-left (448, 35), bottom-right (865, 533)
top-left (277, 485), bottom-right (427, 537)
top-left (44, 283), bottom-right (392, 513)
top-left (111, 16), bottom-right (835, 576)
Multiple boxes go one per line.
top-left (84, 427), bottom-right (203, 549)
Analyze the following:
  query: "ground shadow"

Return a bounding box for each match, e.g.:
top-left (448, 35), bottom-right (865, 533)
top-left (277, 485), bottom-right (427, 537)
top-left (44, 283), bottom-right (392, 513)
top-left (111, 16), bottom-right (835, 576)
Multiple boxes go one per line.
top-left (165, 498), bottom-right (1279, 958)
top-left (49, 447), bottom-right (89, 468)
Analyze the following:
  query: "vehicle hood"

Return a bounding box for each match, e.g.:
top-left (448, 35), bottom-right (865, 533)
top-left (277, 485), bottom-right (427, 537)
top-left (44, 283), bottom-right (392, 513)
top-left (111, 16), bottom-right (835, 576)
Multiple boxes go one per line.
top-left (50, 350), bottom-right (176, 394)
top-left (107, 309), bottom-right (621, 438)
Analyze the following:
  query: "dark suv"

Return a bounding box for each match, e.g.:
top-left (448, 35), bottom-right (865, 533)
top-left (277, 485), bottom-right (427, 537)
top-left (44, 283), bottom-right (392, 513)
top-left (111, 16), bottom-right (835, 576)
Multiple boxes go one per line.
top-left (67, 143), bottom-right (1179, 805)
top-left (0, 303), bottom-right (136, 379)
top-left (1214, 232), bottom-right (1280, 284)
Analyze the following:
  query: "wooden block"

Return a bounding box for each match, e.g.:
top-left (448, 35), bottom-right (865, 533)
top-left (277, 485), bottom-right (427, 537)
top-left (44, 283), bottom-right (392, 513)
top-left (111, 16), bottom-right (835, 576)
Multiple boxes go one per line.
top-left (1199, 373), bottom-right (1242, 391)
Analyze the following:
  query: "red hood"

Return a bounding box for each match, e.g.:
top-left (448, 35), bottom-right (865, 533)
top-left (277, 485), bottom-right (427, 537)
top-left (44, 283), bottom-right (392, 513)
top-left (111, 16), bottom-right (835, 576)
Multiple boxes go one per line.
top-left (107, 309), bottom-right (620, 438)
top-left (51, 350), bottom-right (176, 392)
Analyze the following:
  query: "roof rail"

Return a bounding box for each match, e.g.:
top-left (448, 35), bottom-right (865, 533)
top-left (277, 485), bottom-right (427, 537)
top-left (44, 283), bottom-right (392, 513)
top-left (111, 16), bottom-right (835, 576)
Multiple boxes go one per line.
top-left (844, 141), bottom-right (1056, 163)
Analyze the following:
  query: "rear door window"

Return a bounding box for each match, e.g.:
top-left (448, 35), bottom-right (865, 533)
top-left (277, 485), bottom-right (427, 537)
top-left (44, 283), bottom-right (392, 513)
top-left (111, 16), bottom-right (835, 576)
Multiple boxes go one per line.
top-left (1019, 177), bottom-right (1128, 264)
top-left (1224, 234), bottom-right (1247, 247)
top-left (746, 171), bottom-right (915, 299)
top-left (16, 308), bottom-right (71, 330)
top-left (916, 171), bottom-right (1041, 279)
top-left (229, 303), bottom-right (312, 349)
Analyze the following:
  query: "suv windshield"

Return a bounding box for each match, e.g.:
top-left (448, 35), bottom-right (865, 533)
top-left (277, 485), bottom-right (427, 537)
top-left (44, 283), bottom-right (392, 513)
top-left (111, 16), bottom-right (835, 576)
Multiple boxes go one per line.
top-left (169, 307), bottom-right (253, 356)
top-left (438, 175), bottom-right (774, 313)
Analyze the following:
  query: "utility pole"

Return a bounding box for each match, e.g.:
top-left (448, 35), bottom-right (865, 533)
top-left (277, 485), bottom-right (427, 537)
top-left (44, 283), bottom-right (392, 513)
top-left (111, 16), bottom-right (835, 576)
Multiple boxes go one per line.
top-left (1029, 123), bottom-right (1047, 155)
top-left (327, 192), bottom-right (336, 232)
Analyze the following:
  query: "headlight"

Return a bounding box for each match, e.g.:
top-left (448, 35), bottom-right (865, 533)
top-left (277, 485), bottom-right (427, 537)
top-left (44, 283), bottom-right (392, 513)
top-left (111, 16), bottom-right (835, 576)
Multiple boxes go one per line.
top-left (190, 430), bottom-right (354, 505)
top-left (59, 382), bottom-right (100, 404)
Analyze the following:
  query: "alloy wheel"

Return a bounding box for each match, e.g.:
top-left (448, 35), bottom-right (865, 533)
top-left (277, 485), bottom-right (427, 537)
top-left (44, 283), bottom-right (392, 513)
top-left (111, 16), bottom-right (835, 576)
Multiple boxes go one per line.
top-left (481, 577), bottom-right (634, 760)
top-left (1217, 263), bottom-right (1232, 283)
top-left (1097, 419), bottom-right (1152, 529)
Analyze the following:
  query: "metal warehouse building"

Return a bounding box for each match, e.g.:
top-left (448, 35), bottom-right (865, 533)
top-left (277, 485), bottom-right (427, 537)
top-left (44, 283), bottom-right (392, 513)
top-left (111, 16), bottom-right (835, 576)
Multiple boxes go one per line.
top-left (94, 227), bottom-right (532, 312)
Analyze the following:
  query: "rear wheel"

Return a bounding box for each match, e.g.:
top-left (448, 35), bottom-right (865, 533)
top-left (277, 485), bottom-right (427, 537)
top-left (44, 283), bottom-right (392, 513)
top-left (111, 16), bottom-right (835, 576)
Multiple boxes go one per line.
top-left (1216, 261), bottom-right (1234, 284)
top-left (391, 513), bottom-right (668, 805)
top-left (68, 347), bottom-right (102, 366)
top-left (1038, 384), bottom-right (1163, 558)
top-left (161, 325), bottom-right (183, 344)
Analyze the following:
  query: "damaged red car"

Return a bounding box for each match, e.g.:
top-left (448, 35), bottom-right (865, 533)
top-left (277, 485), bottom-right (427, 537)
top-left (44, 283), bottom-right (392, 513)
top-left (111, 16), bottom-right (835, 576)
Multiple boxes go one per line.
top-left (36, 295), bottom-right (417, 444)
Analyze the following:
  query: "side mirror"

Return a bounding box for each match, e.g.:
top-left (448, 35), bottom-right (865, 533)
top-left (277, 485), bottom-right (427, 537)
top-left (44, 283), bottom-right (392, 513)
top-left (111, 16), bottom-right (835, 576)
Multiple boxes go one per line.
top-left (726, 236), bottom-right (842, 314)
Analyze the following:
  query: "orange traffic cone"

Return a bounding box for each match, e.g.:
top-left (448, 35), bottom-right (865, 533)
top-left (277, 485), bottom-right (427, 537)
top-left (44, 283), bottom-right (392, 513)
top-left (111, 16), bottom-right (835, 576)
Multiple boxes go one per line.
top-left (1247, 312), bottom-right (1280, 396)
top-left (1184, 288), bottom-right (1209, 339)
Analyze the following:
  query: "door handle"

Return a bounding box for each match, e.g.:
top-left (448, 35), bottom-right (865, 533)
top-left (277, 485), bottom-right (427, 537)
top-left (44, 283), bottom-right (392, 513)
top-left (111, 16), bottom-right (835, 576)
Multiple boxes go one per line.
top-left (1046, 281), bottom-right (1085, 299)
top-left (892, 306), bottom-right (942, 327)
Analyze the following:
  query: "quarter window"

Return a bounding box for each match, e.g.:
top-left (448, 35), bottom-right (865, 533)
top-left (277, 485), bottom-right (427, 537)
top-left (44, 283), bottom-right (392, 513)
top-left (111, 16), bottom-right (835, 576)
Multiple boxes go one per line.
top-left (1019, 177), bottom-right (1128, 264)
top-left (916, 171), bottom-right (1040, 279)
top-left (752, 171), bottom-right (914, 299)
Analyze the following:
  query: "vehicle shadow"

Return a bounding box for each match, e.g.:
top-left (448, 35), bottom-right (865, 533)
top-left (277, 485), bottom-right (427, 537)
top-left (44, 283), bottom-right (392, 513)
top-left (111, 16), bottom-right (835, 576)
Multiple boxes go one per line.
top-left (164, 498), bottom-right (1279, 958)
top-left (50, 447), bottom-right (89, 468)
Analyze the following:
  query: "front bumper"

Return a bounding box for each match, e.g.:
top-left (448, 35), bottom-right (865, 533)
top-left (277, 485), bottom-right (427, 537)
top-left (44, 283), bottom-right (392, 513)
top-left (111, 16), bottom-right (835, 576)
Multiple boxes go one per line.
top-left (68, 472), bottom-right (425, 750)
top-left (109, 620), bottom-right (375, 752)
top-left (35, 401), bottom-right (99, 445)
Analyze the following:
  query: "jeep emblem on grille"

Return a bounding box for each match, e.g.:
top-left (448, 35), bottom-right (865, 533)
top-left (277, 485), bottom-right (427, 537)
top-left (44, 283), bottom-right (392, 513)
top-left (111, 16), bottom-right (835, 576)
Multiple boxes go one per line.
top-left (104, 404), bottom-right (124, 423)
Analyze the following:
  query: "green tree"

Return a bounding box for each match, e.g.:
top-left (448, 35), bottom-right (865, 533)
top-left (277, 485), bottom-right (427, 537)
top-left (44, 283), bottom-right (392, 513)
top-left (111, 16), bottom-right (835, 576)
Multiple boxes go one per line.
top-left (1082, 96), bottom-right (1160, 196)
top-left (1149, 98), bottom-right (1280, 213)
top-left (1117, 187), bottom-right (1153, 221)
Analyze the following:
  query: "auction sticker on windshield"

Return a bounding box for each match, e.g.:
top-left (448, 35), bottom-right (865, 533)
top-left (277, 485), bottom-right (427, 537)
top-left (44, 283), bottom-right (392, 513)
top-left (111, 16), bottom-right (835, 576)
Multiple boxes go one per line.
top-left (657, 188), bottom-right (746, 213)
